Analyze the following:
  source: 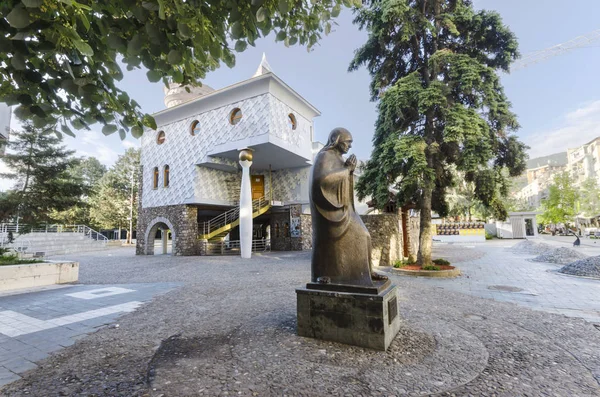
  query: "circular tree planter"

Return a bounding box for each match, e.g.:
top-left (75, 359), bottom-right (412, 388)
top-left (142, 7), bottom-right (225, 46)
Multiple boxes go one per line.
top-left (392, 264), bottom-right (461, 278)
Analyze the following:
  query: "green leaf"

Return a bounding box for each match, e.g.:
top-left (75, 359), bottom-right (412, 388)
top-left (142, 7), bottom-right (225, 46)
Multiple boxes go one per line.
top-left (146, 70), bottom-right (162, 82)
top-left (10, 53), bottom-right (26, 70)
top-left (141, 1), bottom-right (159, 11)
top-left (6, 7), bottom-right (31, 29)
top-left (119, 128), bottom-right (126, 140)
top-left (131, 125), bottom-right (144, 138)
top-left (178, 23), bottom-right (192, 39)
top-left (276, 30), bottom-right (286, 41)
top-left (331, 5), bottom-right (341, 17)
top-left (21, 0), bottom-right (43, 8)
top-left (289, 36), bottom-right (298, 45)
top-left (71, 119), bottom-right (86, 130)
top-left (127, 34), bottom-right (143, 56)
top-left (167, 49), bottom-right (183, 64)
top-left (251, 0), bottom-right (264, 6)
top-left (107, 35), bottom-right (124, 50)
top-left (234, 40), bottom-right (248, 52)
top-left (256, 7), bottom-right (267, 23)
top-left (102, 124), bottom-right (118, 136)
top-left (78, 12), bottom-right (90, 31)
top-left (61, 124), bottom-right (75, 137)
top-left (142, 114), bottom-right (157, 130)
top-left (278, 0), bottom-right (290, 14)
top-left (231, 21), bottom-right (243, 40)
top-left (73, 40), bottom-right (94, 56)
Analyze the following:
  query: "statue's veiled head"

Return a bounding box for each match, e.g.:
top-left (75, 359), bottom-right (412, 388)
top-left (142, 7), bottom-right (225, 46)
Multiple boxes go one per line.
top-left (324, 127), bottom-right (353, 154)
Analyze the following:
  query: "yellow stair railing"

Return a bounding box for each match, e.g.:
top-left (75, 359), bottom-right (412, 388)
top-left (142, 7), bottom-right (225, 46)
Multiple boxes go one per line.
top-left (198, 196), bottom-right (271, 241)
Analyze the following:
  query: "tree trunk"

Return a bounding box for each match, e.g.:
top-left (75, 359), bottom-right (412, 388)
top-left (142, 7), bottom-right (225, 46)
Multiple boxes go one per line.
top-left (417, 184), bottom-right (433, 265)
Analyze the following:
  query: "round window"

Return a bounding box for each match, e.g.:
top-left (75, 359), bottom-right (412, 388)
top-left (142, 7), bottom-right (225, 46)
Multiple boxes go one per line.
top-left (190, 120), bottom-right (200, 136)
top-left (229, 108), bottom-right (242, 125)
top-left (287, 113), bottom-right (297, 130)
top-left (157, 131), bottom-right (166, 145)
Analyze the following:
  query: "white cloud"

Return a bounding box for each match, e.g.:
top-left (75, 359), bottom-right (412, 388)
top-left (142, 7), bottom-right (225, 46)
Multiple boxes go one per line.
top-left (524, 100), bottom-right (600, 158)
top-left (122, 140), bottom-right (139, 150)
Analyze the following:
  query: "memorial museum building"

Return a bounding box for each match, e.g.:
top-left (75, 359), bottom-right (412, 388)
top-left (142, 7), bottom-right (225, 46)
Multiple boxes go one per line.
top-left (136, 55), bottom-right (318, 255)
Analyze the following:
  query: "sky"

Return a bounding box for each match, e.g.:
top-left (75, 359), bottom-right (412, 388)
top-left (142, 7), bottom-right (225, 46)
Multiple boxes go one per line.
top-left (2, 0), bottom-right (600, 190)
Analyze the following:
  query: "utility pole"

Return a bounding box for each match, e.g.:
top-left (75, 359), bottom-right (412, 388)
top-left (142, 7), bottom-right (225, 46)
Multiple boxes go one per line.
top-left (127, 167), bottom-right (135, 245)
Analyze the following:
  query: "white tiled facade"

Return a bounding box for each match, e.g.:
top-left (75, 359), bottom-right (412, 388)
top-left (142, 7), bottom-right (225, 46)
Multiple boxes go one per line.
top-left (141, 87), bottom-right (315, 209)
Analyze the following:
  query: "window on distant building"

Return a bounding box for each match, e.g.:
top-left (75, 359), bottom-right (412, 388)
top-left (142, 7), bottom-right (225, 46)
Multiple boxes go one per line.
top-left (287, 113), bottom-right (297, 130)
top-left (153, 167), bottom-right (159, 189)
top-left (229, 108), bottom-right (242, 125)
top-left (164, 165), bottom-right (170, 187)
top-left (190, 120), bottom-right (200, 136)
top-left (157, 131), bottom-right (166, 145)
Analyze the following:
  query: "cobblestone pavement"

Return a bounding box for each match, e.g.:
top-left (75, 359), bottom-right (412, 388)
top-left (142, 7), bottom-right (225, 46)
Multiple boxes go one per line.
top-left (0, 246), bottom-right (598, 396)
top-left (418, 239), bottom-right (600, 323)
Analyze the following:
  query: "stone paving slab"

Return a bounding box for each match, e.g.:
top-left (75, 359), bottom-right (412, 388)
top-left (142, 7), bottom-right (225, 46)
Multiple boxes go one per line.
top-left (0, 247), bottom-right (598, 396)
top-left (0, 282), bottom-right (179, 386)
top-left (406, 240), bottom-right (600, 323)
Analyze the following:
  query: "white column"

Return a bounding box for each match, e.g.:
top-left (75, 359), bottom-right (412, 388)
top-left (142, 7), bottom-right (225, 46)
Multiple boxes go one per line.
top-left (239, 150), bottom-right (253, 259)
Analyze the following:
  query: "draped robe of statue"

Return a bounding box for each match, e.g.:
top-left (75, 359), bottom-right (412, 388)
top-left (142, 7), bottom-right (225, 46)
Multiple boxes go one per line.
top-left (310, 148), bottom-right (374, 287)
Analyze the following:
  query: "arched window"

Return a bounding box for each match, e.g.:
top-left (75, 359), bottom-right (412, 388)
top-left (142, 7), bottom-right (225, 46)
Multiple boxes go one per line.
top-left (157, 131), bottom-right (166, 145)
top-left (287, 113), bottom-right (297, 130)
top-left (190, 120), bottom-right (200, 136)
top-left (229, 108), bottom-right (242, 125)
top-left (163, 165), bottom-right (170, 187)
top-left (153, 167), bottom-right (159, 189)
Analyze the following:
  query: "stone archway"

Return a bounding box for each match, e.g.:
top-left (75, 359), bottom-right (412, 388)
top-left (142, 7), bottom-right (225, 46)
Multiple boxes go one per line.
top-left (144, 217), bottom-right (176, 255)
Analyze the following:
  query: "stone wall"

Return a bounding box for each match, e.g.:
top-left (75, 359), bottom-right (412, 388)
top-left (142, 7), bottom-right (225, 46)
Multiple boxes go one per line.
top-left (136, 204), bottom-right (199, 256)
top-left (360, 214), bottom-right (402, 267)
top-left (300, 214), bottom-right (312, 250)
top-left (269, 207), bottom-right (309, 251)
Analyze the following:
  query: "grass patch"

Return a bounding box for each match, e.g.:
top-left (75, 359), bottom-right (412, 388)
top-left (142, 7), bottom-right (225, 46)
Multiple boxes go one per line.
top-left (422, 264), bottom-right (441, 271)
top-left (432, 258), bottom-right (451, 266)
top-left (393, 258), bottom-right (417, 268)
top-left (0, 254), bottom-right (43, 266)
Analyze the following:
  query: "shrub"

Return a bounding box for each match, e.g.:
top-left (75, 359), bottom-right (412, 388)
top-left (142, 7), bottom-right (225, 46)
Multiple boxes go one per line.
top-left (393, 260), bottom-right (406, 268)
top-left (432, 258), bottom-right (451, 266)
top-left (0, 254), bottom-right (43, 266)
top-left (485, 231), bottom-right (493, 240)
top-left (422, 265), bottom-right (441, 271)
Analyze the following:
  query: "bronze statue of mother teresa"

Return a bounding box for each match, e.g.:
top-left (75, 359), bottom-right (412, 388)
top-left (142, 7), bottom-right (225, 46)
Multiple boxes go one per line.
top-left (309, 127), bottom-right (388, 293)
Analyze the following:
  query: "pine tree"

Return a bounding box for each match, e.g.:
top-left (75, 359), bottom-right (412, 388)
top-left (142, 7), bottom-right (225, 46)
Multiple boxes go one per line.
top-left (0, 122), bottom-right (85, 225)
top-left (51, 157), bottom-right (107, 226)
top-left (350, 0), bottom-right (528, 264)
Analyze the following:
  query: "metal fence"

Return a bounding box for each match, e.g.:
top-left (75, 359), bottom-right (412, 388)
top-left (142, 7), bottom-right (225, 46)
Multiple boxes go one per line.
top-left (0, 223), bottom-right (108, 243)
top-left (201, 239), bottom-right (271, 256)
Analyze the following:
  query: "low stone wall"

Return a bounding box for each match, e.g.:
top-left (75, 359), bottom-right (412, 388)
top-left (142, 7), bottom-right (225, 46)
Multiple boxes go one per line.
top-left (361, 214), bottom-right (402, 267)
top-left (0, 261), bottom-right (79, 292)
top-left (136, 204), bottom-right (199, 256)
top-left (270, 208), bottom-right (309, 251)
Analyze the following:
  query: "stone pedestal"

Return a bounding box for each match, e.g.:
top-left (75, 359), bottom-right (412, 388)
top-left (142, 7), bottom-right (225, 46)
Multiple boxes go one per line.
top-left (296, 284), bottom-right (401, 351)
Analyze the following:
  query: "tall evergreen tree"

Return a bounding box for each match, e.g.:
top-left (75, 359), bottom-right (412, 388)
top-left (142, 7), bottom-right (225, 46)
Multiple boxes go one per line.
top-left (51, 157), bottom-right (107, 226)
top-left (350, 0), bottom-right (528, 264)
top-left (0, 122), bottom-right (85, 225)
top-left (89, 148), bottom-right (140, 240)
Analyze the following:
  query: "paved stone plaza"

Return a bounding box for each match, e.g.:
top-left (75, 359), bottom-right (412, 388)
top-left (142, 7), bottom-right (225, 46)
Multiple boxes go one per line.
top-left (0, 242), bottom-right (598, 396)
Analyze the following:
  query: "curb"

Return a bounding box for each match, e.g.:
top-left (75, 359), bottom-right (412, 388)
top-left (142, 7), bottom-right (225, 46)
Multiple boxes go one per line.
top-left (391, 267), bottom-right (461, 278)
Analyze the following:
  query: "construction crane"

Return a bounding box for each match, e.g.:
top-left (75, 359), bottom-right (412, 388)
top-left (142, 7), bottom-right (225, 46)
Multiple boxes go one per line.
top-left (511, 29), bottom-right (600, 71)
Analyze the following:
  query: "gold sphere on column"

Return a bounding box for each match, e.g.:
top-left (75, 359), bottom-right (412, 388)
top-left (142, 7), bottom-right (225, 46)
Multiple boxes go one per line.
top-left (239, 149), bottom-right (253, 162)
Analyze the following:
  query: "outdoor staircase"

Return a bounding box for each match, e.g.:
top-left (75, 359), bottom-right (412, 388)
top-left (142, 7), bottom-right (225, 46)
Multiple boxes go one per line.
top-left (0, 224), bottom-right (109, 257)
top-left (199, 196), bottom-right (271, 241)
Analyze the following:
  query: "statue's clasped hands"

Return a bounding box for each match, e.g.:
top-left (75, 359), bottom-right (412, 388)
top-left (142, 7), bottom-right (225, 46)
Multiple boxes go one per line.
top-left (345, 154), bottom-right (357, 173)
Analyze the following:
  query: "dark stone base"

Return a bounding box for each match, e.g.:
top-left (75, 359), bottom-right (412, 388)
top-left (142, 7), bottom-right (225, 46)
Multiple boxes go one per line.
top-left (305, 279), bottom-right (391, 295)
top-left (296, 284), bottom-right (401, 351)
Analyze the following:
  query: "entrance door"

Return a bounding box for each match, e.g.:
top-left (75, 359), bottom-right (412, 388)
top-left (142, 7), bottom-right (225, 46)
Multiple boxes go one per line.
top-left (251, 175), bottom-right (265, 200)
top-left (524, 218), bottom-right (535, 236)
